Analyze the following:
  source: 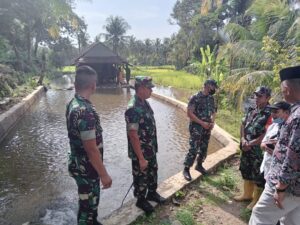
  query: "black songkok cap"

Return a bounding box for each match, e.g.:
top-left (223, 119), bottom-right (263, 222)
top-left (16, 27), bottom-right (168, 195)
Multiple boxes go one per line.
top-left (279, 65), bottom-right (300, 82)
top-left (266, 101), bottom-right (290, 111)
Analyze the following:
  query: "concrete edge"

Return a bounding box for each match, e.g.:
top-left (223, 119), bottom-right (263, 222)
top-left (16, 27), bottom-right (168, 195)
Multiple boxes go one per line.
top-left (102, 91), bottom-right (239, 225)
top-left (0, 86), bottom-right (46, 143)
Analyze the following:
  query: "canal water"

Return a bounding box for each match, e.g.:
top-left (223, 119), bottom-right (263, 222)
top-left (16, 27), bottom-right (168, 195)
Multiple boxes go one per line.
top-left (0, 86), bottom-right (222, 225)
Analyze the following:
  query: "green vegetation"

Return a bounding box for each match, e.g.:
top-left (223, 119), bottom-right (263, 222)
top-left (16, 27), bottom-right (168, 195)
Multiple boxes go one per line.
top-left (126, 0), bottom-right (299, 113)
top-left (215, 109), bottom-right (242, 139)
top-left (175, 190), bottom-right (186, 199)
top-left (1, 1), bottom-right (298, 117)
top-left (176, 209), bottom-right (196, 225)
top-left (0, 0), bottom-right (89, 103)
top-left (62, 66), bottom-right (76, 73)
top-left (132, 66), bottom-right (242, 138)
top-left (131, 158), bottom-right (247, 225)
top-left (240, 208), bottom-right (252, 222)
top-left (132, 66), bottom-right (205, 91)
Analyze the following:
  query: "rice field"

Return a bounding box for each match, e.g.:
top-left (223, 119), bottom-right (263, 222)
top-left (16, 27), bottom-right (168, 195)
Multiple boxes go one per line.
top-left (132, 66), bottom-right (205, 91)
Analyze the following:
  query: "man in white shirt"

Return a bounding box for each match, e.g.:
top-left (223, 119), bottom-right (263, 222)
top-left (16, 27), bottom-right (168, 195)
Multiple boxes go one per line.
top-left (260, 101), bottom-right (290, 178)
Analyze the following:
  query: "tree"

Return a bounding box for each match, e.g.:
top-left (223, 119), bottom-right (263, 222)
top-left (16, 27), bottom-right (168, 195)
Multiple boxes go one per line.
top-left (101, 16), bottom-right (131, 54)
top-left (0, 0), bottom-right (87, 73)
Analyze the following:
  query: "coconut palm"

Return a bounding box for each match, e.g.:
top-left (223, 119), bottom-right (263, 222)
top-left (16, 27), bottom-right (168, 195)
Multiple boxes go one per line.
top-left (246, 0), bottom-right (296, 42)
top-left (101, 16), bottom-right (131, 54)
top-left (217, 0), bottom-right (299, 108)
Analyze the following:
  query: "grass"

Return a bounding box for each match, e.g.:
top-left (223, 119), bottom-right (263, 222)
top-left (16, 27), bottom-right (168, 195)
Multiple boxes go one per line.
top-left (215, 109), bottom-right (242, 139)
top-left (132, 66), bottom-right (206, 91)
top-left (130, 158), bottom-right (247, 225)
top-left (198, 165), bottom-right (239, 206)
top-left (62, 66), bottom-right (75, 73)
top-left (176, 209), bottom-right (196, 225)
top-left (240, 208), bottom-right (252, 222)
top-left (132, 66), bottom-right (242, 138)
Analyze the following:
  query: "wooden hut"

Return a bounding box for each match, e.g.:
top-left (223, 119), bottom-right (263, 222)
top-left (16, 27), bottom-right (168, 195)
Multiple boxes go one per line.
top-left (72, 42), bottom-right (127, 85)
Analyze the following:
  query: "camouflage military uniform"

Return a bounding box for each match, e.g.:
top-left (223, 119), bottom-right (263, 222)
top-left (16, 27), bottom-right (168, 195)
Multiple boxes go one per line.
top-left (66, 94), bottom-right (103, 225)
top-left (240, 106), bottom-right (271, 187)
top-left (125, 95), bottom-right (158, 198)
top-left (184, 91), bottom-right (216, 167)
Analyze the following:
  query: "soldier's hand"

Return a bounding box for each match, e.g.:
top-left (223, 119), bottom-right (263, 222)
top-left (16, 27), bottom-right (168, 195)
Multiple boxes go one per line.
top-left (139, 158), bottom-right (148, 172)
top-left (242, 141), bottom-right (251, 151)
top-left (202, 121), bottom-right (211, 130)
top-left (268, 139), bottom-right (277, 144)
top-left (209, 122), bottom-right (215, 130)
top-left (273, 191), bottom-right (285, 209)
top-left (241, 138), bottom-right (248, 149)
top-left (265, 146), bottom-right (274, 155)
top-left (100, 174), bottom-right (112, 189)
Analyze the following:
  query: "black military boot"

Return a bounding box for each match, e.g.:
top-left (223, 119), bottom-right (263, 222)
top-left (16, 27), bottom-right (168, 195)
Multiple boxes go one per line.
top-left (136, 197), bottom-right (154, 214)
top-left (195, 162), bottom-right (208, 175)
top-left (183, 167), bottom-right (192, 181)
top-left (146, 191), bottom-right (166, 204)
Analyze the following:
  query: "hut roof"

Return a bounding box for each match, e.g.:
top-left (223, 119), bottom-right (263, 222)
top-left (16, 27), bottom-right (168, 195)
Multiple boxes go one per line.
top-left (72, 42), bottom-right (127, 65)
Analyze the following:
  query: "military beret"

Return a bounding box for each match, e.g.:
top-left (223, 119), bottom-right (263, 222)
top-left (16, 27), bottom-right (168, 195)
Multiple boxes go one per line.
top-left (135, 76), bottom-right (155, 88)
top-left (254, 86), bottom-right (271, 97)
top-left (279, 65), bottom-right (300, 82)
top-left (204, 79), bottom-right (218, 88)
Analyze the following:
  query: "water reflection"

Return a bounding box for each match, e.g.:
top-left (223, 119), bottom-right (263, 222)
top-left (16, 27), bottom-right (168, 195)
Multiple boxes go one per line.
top-left (0, 87), bottom-right (222, 225)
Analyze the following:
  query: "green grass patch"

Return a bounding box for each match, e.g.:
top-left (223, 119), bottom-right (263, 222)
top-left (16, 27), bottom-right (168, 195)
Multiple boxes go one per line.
top-left (216, 169), bottom-right (238, 190)
top-left (131, 212), bottom-right (158, 225)
top-left (132, 66), bottom-right (205, 91)
top-left (198, 164), bottom-right (240, 206)
top-left (240, 208), bottom-right (252, 222)
top-left (175, 190), bottom-right (186, 199)
top-left (215, 108), bottom-right (242, 139)
top-left (176, 209), bottom-right (196, 225)
top-left (201, 165), bottom-right (238, 191)
top-left (185, 199), bottom-right (203, 214)
top-left (62, 66), bottom-right (75, 73)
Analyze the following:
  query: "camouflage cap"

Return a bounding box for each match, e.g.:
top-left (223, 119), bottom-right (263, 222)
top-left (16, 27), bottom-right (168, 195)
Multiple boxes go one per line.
top-left (135, 76), bottom-right (155, 88)
top-left (254, 86), bottom-right (271, 97)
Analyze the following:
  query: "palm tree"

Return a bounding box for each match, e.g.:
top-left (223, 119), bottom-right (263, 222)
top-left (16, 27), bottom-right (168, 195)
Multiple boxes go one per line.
top-left (101, 16), bottom-right (131, 54)
top-left (218, 0), bottom-right (299, 108)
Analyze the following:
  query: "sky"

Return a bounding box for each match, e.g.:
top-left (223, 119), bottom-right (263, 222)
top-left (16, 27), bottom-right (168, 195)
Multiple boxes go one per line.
top-left (73, 0), bottom-right (179, 41)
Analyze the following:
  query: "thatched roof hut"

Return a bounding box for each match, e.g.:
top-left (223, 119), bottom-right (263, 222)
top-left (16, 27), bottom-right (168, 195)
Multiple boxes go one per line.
top-left (72, 42), bottom-right (128, 84)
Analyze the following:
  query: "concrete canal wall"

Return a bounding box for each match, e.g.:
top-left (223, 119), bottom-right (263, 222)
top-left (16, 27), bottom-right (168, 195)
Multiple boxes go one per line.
top-left (102, 92), bottom-right (239, 225)
top-left (0, 87), bottom-right (238, 224)
top-left (0, 86), bottom-right (45, 143)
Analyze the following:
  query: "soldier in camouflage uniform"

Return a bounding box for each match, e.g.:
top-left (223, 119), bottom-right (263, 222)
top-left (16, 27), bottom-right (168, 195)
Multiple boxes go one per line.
top-left (66, 66), bottom-right (112, 225)
top-left (125, 76), bottom-right (166, 214)
top-left (183, 79), bottom-right (218, 181)
top-left (234, 86), bottom-right (272, 210)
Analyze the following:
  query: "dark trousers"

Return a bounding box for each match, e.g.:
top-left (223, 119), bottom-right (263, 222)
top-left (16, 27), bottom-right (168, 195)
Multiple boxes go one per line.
top-left (239, 146), bottom-right (265, 188)
top-left (132, 157), bottom-right (158, 198)
top-left (73, 176), bottom-right (100, 225)
top-left (184, 130), bottom-right (211, 167)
